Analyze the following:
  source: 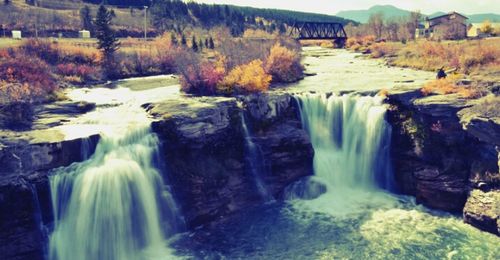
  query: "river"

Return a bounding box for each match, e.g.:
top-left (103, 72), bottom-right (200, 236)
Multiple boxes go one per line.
top-left (46, 48), bottom-right (498, 260)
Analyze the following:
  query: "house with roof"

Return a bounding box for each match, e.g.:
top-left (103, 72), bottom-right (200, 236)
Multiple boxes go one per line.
top-left (415, 12), bottom-right (469, 40)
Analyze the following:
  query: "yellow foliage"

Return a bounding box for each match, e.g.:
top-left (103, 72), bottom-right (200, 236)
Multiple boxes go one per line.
top-left (243, 29), bottom-right (275, 39)
top-left (213, 52), bottom-right (228, 74)
top-left (480, 20), bottom-right (494, 34)
top-left (265, 43), bottom-right (303, 83)
top-left (218, 60), bottom-right (271, 94)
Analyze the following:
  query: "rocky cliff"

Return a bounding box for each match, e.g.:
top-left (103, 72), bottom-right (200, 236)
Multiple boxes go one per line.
top-left (147, 93), bottom-right (314, 228)
top-left (387, 87), bottom-right (499, 235)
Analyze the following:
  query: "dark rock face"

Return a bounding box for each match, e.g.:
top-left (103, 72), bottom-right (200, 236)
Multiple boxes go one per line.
top-left (0, 135), bottom-right (99, 259)
top-left (463, 189), bottom-right (500, 235)
top-left (387, 89), bottom-right (499, 216)
top-left (149, 93), bottom-right (314, 228)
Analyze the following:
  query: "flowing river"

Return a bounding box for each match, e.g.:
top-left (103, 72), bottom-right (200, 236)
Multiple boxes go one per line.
top-left (46, 48), bottom-right (499, 259)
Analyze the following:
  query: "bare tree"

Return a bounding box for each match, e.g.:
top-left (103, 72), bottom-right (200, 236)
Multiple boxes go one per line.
top-left (386, 19), bottom-right (399, 41)
top-left (368, 12), bottom-right (384, 39)
top-left (406, 11), bottom-right (422, 40)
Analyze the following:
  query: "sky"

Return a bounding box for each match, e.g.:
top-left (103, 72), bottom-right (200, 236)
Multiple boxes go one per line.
top-left (194, 0), bottom-right (500, 15)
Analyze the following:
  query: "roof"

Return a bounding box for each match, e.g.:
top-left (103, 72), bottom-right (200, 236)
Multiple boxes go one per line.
top-left (428, 11), bottom-right (468, 21)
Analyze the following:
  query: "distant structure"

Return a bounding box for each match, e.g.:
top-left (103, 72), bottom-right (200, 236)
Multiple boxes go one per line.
top-left (11, 30), bottom-right (21, 39)
top-left (79, 30), bottom-right (91, 38)
top-left (289, 22), bottom-right (348, 47)
top-left (415, 12), bottom-right (468, 40)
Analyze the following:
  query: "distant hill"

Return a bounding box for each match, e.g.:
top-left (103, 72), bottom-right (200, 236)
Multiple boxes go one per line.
top-left (336, 5), bottom-right (411, 23)
top-left (468, 13), bottom-right (500, 23)
top-left (229, 5), bottom-right (355, 24)
top-left (337, 5), bottom-right (500, 24)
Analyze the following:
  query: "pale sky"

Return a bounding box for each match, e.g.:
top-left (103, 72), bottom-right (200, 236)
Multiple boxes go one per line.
top-left (194, 0), bottom-right (500, 15)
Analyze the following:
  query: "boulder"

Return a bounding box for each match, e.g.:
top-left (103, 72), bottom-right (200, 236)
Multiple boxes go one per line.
top-left (463, 189), bottom-right (500, 235)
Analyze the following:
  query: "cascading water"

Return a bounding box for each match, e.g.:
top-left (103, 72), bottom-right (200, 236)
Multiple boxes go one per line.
top-left (241, 114), bottom-right (273, 201)
top-left (295, 93), bottom-right (393, 191)
top-left (48, 82), bottom-right (183, 260)
top-left (291, 93), bottom-right (394, 214)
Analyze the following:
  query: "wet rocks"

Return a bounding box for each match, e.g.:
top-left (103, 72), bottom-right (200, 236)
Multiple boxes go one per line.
top-left (149, 93), bottom-right (314, 228)
top-left (0, 134), bottom-right (99, 259)
top-left (387, 90), bottom-right (499, 219)
top-left (463, 189), bottom-right (500, 235)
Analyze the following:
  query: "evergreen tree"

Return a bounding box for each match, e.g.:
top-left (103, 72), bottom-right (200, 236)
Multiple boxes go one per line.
top-left (79, 6), bottom-right (93, 31)
top-left (191, 36), bottom-right (198, 52)
top-left (204, 38), bottom-right (209, 48)
top-left (198, 39), bottom-right (203, 51)
top-left (95, 5), bottom-right (120, 61)
top-left (180, 33), bottom-right (187, 46)
top-left (170, 33), bottom-right (178, 45)
top-left (4, 0), bottom-right (11, 5)
top-left (208, 37), bottom-right (214, 49)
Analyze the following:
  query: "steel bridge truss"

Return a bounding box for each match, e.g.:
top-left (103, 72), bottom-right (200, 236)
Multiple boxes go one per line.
top-left (290, 22), bottom-right (348, 42)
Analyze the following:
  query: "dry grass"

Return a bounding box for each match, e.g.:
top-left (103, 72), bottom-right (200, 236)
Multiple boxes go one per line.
top-left (421, 74), bottom-right (486, 99)
top-left (389, 39), bottom-right (500, 76)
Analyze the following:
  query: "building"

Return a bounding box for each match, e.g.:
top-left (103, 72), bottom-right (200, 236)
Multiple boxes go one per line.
top-left (79, 30), bottom-right (91, 38)
top-left (11, 30), bottom-right (21, 39)
top-left (415, 12), bottom-right (468, 40)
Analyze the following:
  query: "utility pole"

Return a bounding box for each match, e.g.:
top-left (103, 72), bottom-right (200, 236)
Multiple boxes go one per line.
top-left (143, 5), bottom-right (148, 41)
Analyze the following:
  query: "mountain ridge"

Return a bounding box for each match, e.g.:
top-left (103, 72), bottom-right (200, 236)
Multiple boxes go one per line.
top-left (336, 5), bottom-right (500, 24)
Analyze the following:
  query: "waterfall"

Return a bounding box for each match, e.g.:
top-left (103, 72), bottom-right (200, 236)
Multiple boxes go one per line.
top-left (49, 126), bottom-right (182, 260)
top-left (294, 93), bottom-right (393, 194)
top-left (241, 114), bottom-right (273, 201)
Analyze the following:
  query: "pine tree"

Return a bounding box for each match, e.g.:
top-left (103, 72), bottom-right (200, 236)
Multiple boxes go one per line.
top-left (4, 0), bottom-right (11, 5)
top-left (208, 37), bottom-right (214, 49)
top-left (79, 6), bottom-right (93, 32)
top-left (198, 39), bottom-right (203, 51)
top-left (192, 36), bottom-right (198, 52)
top-left (95, 5), bottom-right (120, 61)
top-left (180, 33), bottom-right (187, 46)
top-left (204, 38), bottom-right (209, 48)
top-left (170, 33), bottom-right (178, 45)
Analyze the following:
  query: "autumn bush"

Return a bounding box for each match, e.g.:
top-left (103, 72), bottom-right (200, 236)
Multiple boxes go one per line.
top-left (218, 60), bottom-right (271, 94)
top-left (265, 43), bottom-right (304, 83)
top-left (56, 63), bottom-right (100, 83)
top-left (0, 54), bottom-right (57, 103)
top-left (179, 37), bottom-right (301, 96)
top-left (369, 42), bottom-right (399, 58)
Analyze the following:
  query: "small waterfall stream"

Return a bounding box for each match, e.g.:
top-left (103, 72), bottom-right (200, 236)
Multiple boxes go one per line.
top-left (241, 114), bottom-right (273, 201)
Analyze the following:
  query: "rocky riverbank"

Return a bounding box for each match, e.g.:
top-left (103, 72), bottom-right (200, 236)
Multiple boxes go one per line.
top-left (386, 86), bottom-right (499, 235)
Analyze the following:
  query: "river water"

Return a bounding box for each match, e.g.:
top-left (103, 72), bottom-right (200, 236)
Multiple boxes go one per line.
top-left (172, 92), bottom-right (499, 260)
top-left (46, 49), bottom-right (499, 260)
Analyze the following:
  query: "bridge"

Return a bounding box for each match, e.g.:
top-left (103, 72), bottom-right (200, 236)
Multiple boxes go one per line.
top-left (289, 22), bottom-right (348, 47)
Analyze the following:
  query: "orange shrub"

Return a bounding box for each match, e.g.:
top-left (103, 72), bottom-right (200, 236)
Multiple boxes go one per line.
top-left (369, 42), bottom-right (398, 58)
top-left (265, 43), bottom-right (304, 83)
top-left (0, 54), bottom-right (57, 103)
top-left (56, 63), bottom-right (101, 82)
top-left (218, 60), bottom-right (271, 94)
top-left (179, 62), bottom-right (224, 95)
